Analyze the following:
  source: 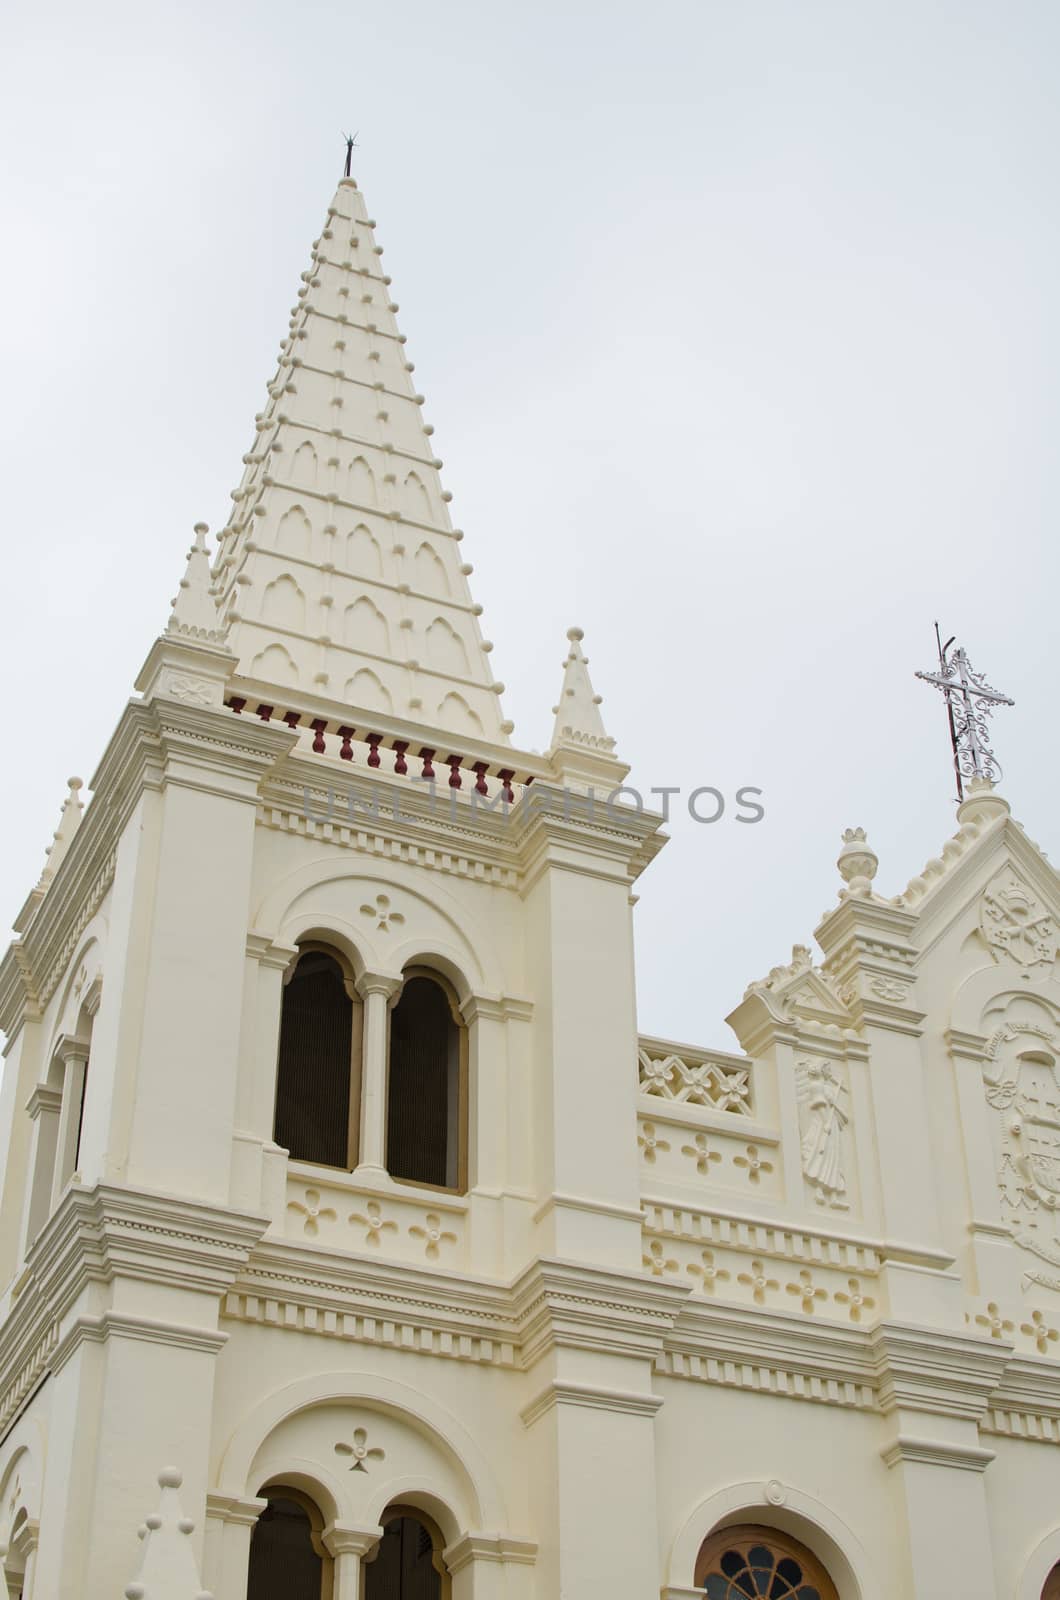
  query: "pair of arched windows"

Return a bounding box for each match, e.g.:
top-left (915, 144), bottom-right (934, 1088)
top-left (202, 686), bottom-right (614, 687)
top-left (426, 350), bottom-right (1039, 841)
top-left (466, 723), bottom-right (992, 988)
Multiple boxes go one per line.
top-left (247, 1489), bottom-right (446, 1599)
top-left (273, 948), bottom-right (466, 1192)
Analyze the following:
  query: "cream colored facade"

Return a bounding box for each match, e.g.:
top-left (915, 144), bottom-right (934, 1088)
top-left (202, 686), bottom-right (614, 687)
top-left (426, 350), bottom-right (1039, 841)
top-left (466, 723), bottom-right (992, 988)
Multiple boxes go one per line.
top-left (1, 174), bottom-right (1059, 1600)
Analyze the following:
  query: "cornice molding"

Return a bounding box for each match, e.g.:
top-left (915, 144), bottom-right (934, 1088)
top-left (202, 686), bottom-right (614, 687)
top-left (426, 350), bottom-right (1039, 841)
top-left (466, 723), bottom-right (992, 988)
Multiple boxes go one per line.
top-left (2, 700), bottom-right (296, 1041)
top-left (511, 1257), bottom-right (689, 1367)
top-left (880, 1433), bottom-right (996, 1473)
top-left (642, 1196), bottom-right (884, 1273)
top-left (520, 1378), bottom-right (663, 1427)
top-left (0, 1186), bottom-right (264, 1444)
top-left (51, 1310), bottom-right (228, 1376)
top-left (443, 1532), bottom-right (537, 1572)
top-left (870, 1321), bottom-right (1011, 1421)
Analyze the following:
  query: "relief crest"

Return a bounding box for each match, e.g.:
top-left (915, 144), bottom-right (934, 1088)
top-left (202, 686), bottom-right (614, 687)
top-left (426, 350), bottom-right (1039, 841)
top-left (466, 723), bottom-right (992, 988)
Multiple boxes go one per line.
top-left (979, 867), bottom-right (1057, 969)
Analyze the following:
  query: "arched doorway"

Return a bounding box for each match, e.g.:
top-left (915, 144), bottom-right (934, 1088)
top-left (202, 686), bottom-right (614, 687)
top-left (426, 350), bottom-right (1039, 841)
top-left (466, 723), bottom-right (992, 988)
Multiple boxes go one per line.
top-left (1042, 1562), bottom-right (1060, 1600)
top-left (365, 1506), bottom-right (449, 1599)
top-left (246, 1488), bottom-right (333, 1600)
top-left (695, 1524), bottom-right (838, 1599)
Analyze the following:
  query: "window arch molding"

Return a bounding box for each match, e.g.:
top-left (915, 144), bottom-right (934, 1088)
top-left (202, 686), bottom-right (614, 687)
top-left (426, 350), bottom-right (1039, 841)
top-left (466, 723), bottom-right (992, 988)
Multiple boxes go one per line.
top-left (666, 1482), bottom-right (874, 1600)
top-left (1019, 1527), bottom-right (1060, 1600)
top-left (216, 1374), bottom-right (502, 1535)
top-left (385, 962), bottom-right (469, 1194)
top-left (281, 927), bottom-right (367, 992)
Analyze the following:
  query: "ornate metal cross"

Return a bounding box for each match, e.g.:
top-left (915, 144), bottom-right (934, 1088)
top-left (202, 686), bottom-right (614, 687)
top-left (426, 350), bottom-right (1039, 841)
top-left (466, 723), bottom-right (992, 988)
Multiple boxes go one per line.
top-left (916, 625), bottom-right (1014, 801)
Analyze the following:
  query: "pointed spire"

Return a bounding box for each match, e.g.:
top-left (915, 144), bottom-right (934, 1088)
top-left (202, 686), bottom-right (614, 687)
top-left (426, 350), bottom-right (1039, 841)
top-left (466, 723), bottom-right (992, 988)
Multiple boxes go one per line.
top-left (124, 1468), bottom-right (213, 1600)
top-left (550, 628), bottom-right (615, 755)
top-left (168, 524), bottom-right (224, 641)
top-left (210, 174), bottom-right (510, 746)
top-left (35, 777), bottom-right (84, 894)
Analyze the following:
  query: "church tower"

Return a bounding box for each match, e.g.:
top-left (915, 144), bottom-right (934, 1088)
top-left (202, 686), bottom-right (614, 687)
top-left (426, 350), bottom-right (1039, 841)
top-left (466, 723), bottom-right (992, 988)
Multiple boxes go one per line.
top-left (3, 165), bottom-right (1060, 1600)
top-left (0, 170), bottom-right (670, 1599)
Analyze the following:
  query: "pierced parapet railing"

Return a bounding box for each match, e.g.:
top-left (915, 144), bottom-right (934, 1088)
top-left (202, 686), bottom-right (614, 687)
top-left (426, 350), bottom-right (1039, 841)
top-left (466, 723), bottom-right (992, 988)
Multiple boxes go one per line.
top-left (637, 1036), bottom-right (753, 1116)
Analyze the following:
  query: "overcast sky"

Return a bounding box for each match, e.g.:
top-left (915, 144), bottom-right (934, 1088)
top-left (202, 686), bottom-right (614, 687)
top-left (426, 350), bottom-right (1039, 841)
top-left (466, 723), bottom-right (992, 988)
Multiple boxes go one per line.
top-left (2, 0), bottom-right (1057, 1050)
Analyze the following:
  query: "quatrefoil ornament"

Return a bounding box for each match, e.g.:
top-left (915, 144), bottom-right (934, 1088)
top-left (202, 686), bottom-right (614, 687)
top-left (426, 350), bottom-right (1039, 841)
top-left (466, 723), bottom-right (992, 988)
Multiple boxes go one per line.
top-left (335, 1427), bottom-right (385, 1473)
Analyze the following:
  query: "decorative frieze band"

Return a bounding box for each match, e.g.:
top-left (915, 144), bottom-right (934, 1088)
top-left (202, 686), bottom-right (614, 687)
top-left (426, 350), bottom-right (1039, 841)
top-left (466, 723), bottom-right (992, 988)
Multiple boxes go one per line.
top-left (222, 1290), bottom-right (517, 1367)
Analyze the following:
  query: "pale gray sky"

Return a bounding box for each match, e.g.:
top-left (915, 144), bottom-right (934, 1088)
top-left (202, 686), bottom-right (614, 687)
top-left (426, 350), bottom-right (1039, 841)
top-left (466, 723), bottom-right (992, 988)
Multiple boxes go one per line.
top-left (2, 0), bottom-right (1057, 1048)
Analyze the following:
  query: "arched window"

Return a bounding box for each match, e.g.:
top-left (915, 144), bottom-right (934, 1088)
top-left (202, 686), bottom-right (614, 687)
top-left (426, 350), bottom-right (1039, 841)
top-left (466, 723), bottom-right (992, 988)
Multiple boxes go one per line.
top-left (695, 1525), bottom-right (838, 1600)
top-left (386, 972), bottom-right (466, 1191)
top-left (1043, 1562), bottom-right (1060, 1600)
top-left (365, 1507), bottom-right (448, 1599)
top-left (247, 1488), bottom-right (332, 1600)
top-left (274, 947), bottom-right (362, 1169)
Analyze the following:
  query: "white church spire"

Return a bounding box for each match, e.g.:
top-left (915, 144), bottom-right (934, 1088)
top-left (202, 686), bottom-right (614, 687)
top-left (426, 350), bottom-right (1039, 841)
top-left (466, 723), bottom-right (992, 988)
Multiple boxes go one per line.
top-left (211, 172), bottom-right (510, 747)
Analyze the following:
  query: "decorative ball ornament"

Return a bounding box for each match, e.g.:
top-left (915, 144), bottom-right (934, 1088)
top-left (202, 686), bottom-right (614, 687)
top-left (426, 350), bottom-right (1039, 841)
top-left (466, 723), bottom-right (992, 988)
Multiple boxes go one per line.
top-left (837, 827), bottom-right (878, 896)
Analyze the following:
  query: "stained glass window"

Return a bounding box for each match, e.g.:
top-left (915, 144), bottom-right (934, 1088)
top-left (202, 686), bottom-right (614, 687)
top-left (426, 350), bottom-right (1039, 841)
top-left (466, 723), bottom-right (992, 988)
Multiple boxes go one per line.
top-left (695, 1526), bottom-right (837, 1600)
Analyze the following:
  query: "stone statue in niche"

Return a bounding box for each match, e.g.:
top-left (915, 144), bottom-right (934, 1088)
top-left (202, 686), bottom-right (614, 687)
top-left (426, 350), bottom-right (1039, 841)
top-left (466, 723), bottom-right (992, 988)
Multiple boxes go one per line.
top-left (796, 1058), bottom-right (849, 1210)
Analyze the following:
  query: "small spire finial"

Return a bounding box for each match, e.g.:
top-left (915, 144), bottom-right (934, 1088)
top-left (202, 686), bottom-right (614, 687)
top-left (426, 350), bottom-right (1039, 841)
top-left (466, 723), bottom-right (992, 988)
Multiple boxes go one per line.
top-left (343, 131), bottom-right (359, 178)
top-left (916, 624), bottom-right (1014, 802)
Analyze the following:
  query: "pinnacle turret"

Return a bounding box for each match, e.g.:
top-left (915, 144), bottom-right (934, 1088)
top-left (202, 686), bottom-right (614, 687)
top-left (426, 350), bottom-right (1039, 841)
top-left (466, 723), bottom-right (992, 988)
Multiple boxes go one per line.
top-left (209, 175), bottom-right (510, 748)
top-left (35, 777), bottom-right (84, 894)
top-left (167, 523), bottom-right (223, 640)
top-left (123, 1468), bottom-right (212, 1600)
top-left (550, 627), bottom-right (615, 756)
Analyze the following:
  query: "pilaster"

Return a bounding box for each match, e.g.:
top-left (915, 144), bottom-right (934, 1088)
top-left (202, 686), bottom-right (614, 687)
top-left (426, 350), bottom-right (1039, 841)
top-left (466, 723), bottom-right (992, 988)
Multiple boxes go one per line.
top-left (872, 1321), bottom-right (1010, 1599)
top-left (514, 786), bottom-right (663, 1268)
top-left (815, 892), bottom-right (960, 1323)
top-left (6, 1184), bottom-right (267, 1600)
top-left (514, 1257), bottom-right (684, 1600)
top-left (84, 699), bottom-right (295, 1206)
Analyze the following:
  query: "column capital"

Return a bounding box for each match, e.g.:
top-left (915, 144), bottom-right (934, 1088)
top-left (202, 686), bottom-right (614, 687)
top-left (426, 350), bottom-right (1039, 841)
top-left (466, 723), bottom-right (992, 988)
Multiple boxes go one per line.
top-left (205, 1491), bottom-right (268, 1528)
top-left (356, 971), bottom-right (402, 1002)
top-left (246, 933), bottom-right (300, 973)
top-left (25, 1084), bottom-right (62, 1121)
top-left (321, 1521), bottom-right (384, 1559)
top-left (54, 1032), bottom-right (91, 1068)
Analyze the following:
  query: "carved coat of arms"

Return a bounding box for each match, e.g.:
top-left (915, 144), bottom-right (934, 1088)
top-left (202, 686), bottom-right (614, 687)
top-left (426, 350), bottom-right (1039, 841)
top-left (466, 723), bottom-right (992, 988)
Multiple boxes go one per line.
top-left (980, 869), bottom-right (1057, 969)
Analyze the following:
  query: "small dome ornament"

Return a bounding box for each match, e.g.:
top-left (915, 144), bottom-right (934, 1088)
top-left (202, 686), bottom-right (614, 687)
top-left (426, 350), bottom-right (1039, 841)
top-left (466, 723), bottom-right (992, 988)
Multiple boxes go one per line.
top-left (837, 827), bottom-right (878, 898)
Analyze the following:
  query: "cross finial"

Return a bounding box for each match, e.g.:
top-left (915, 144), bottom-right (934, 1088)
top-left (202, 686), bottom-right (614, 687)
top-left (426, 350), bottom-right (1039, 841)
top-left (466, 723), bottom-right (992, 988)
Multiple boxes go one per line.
top-left (343, 131), bottom-right (359, 178)
top-left (916, 624), bottom-right (1014, 801)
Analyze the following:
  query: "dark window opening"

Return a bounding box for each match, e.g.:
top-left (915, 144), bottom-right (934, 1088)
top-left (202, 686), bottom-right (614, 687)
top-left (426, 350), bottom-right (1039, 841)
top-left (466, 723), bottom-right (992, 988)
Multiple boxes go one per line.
top-left (274, 950), bottom-right (354, 1168)
top-left (386, 976), bottom-right (460, 1189)
top-left (365, 1514), bottom-right (442, 1600)
top-left (74, 1054), bottom-right (89, 1171)
top-left (246, 1494), bottom-right (325, 1600)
